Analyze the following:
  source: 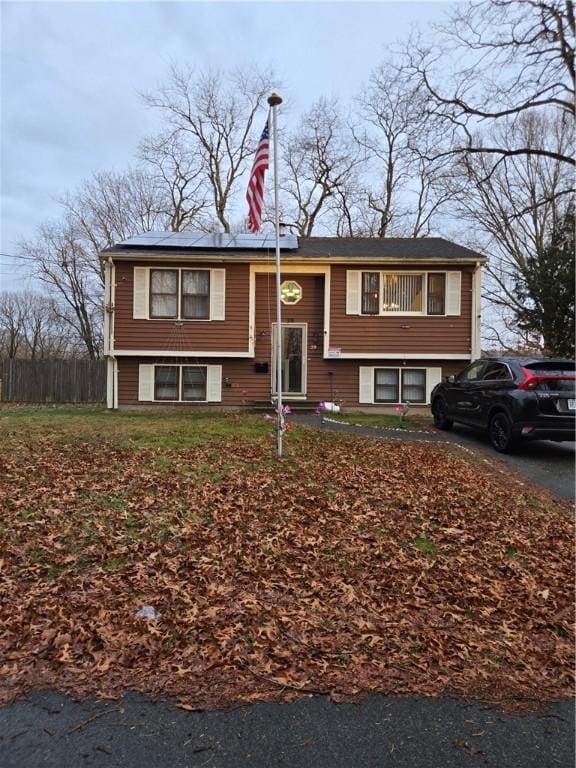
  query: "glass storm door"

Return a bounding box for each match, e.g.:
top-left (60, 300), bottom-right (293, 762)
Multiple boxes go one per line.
top-left (272, 324), bottom-right (307, 396)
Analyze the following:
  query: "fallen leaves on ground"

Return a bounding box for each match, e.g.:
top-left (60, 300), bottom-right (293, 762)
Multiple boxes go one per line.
top-left (0, 425), bottom-right (573, 711)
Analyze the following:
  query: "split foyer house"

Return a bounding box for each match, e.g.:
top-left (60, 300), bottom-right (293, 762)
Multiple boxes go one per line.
top-left (101, 232), bottom-right (486, 410)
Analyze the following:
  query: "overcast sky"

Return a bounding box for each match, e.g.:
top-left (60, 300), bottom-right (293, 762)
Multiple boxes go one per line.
top-left (1, 0), bottom-right (454, 290)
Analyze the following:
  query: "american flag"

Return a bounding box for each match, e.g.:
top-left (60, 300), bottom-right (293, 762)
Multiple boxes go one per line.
top-left (246, 118), bottom-right (270, 233)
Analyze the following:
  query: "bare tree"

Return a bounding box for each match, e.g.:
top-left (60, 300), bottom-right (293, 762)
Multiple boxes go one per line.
top-left (355, 60), bottom-right (452, 237)
top-left (281, 99), bottom-right (363, 237)
top-left (138, 131), bottom-right (211, 231)
top-left (143, 65), bottom-right (275, 232)
top-left (18, 221), bottom-right (103, 359)
top-left (0, 293), bottom-right (26, 358)
top-left (0, 292), bottom-right (74, 359)
top-left (409, 0), bottom-right (575, 169)
top-left (21, 294), bottom-right (75, 359)
top-left (332, 180), bottom-right (367, 238)
top-left (60, 168), bottom-right (174, 278)
top-left (452, 110), bottom-right (574, 350)
top-left (20, 158), bottom-right (213, 360)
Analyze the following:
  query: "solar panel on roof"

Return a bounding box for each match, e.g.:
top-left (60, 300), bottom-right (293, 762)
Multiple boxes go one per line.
top-left (156, 232), bottom-right (203, 243)
top-left (120, 234), bottom-right (166, 244)
top-left (116, 231), bottom-right (299, 250)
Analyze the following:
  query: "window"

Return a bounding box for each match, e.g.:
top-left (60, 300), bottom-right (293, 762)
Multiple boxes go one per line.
top-left (401, 369), bottom-right (426, 403)
top-left (150, 270), bottom-right (178, 318)
top-left (182, 367), bottom-right (207, 401)
top-left (154, 365), bottom-right (207, 402)
top-left (139, 363), bottom-right (221, 403)
top-left (280, 280), bottom-right (302, 305)
top-left (374, 369), bottom-right (399, 403)
top-left (482, 363), bottom-right (512, 381)
top-left (154, 366), bottom-right (179, 400)
top-left (182, 270), bottom-right (210, 319)
top-left (348, 270), bottom-right (460, 316)
top-left (427, 273), bottom-right (446, 315)
top-left (457, 362), bottom-right (485, 382)
top-left (141, 267), bottom-right (220, 321)
top-left (374, 368), bottom-right (426, 403)
top-left (362, 272), bottom-right (379, 314)
top-left (382, 273), bottom-right (423, 313)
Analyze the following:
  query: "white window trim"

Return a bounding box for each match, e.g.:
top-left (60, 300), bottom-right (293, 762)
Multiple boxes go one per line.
top-left (143, 267), bottom-right (224, 322)
top-left (117, 349), bottom-right (252, 358)
top-left (153, 364), bottom-right (208, 403)
top-left (373, 366), bottom-right (427, 405)
top-left (359, 365), bottom-right (443, 405)
top-left (350, 270), bottom-right (461, 317)
top-left (331, 352), bottom-right (471, 360)
top-left (140, 363), bottom-right (222, 403)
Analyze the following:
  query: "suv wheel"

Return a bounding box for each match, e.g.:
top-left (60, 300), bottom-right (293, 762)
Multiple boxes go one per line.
top-left (433, 398), bottom-right (453, 430)
top-left (488, 412), bottom-right (516, 453)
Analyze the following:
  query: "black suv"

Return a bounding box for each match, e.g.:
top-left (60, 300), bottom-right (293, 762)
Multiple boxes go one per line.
top-left (431, 357), bottom-right (576, 452)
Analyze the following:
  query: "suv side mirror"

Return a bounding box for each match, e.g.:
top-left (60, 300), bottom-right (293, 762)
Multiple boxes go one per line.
top-left (446, 375), bottom-right (456, 384)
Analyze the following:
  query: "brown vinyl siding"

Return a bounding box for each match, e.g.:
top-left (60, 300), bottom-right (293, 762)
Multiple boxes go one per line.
top-left (113, 261), bottom-right (250, 352)
top-left (253, 273), bottom-right (325, 397)
top-left (118, 358), bottom-right (267, 406)
top-left (113, 261), bottom-right (476, 408)
top-left (329, 264), bottom-right (473, 355)
top-left (117, 356), bottom-right (466, 408)
top-left (117, 272), bottom-right (326, 406)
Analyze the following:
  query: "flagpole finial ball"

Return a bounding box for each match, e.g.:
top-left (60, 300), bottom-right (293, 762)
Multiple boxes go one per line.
top-left (268, 92), bottom-right (283, 107)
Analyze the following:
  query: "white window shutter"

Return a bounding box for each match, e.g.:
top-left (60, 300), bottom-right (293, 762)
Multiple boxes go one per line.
top-left (138, 364), bottom-right (155, 401)
top-left (446, 272), bottom-right (461, 316)
top-left (346, 271), bottom-right (361, 315)
top-left (359, 367), bottom-right (374, 404)
top-left (210, 269), bottom-right (226, 321)
top-left (426, 367), bottom-right (443, 404)
top-left (206, 365), bottom-right (222, 402)
top-left (133, 268), bottom-right (149, 319)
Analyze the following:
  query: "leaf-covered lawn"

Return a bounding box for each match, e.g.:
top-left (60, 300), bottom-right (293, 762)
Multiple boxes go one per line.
top-left (0, 409), bottom-right (573, 711)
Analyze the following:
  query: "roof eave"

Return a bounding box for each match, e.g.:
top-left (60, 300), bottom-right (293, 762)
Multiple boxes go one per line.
top-left (100, 250), bottom-right (486, 265)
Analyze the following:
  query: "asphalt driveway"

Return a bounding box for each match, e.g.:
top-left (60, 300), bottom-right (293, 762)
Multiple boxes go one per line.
top-left (442, 425), bottom-right (575, 502)
top-left (294, 415), bottom-right (575, 501)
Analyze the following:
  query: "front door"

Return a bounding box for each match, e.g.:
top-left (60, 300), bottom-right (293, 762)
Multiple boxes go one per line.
top-left (271, 323), bottom-right (307, 397)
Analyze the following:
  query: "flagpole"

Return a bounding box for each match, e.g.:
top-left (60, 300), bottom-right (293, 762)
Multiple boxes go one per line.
top-left (268, 92), bottom-right (283, 458)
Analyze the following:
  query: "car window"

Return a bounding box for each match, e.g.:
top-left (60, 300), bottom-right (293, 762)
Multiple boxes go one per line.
top-left (525, 362), bottom-right (576, 376)
top-left (457, 362), bottom-right (485, 382)
top-left (482, 363), bottom-right (512, 381)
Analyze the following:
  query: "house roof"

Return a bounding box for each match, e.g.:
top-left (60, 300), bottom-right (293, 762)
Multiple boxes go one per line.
top-left (297, 237), bottom-right (485, 261)
top-left (102, 232), bottom-right (487, 264)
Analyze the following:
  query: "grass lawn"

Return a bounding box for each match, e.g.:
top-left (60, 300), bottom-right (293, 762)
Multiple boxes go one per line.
top-left (0, 408), bottom-right (573, 711)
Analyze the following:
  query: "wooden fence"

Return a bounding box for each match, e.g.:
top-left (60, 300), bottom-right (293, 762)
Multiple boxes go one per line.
top-left (0, 359), bottom-right (106, 403)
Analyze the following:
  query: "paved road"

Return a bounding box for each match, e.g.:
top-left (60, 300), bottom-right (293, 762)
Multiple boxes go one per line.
top-left (295, 415), bottom-right (575, 502)
top-left (1, 690), bottom-right (573, 768)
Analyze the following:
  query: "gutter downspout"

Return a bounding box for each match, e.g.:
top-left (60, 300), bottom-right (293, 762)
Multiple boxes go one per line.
top-left (471, 261), bottom-right (482, 359)
top-left (105, 255), bottom-right (117, 409)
